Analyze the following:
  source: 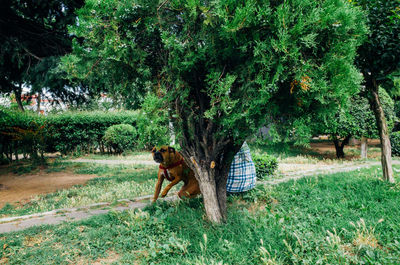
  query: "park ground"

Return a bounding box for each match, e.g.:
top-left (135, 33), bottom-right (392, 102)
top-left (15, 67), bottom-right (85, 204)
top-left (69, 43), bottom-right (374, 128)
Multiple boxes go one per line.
top-left (1, 140), bottom-right (400, 264)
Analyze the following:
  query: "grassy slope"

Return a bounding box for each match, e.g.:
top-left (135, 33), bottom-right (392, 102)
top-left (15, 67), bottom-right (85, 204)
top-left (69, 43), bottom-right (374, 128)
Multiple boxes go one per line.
top-left (1, 166), bottom-right (400, 264)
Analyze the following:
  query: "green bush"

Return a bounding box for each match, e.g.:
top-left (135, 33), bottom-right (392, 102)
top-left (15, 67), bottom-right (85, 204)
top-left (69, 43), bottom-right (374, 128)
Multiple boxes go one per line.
top-left (390, 131), bottom-right (400, 157)
top-left (0, 108), bottom-right (47, 162)
top-left (103, 124), bottom-right (137, 154)
top-left (46, 111), bottom-right (140, 155)
top-left (0, 108), bottom-right (171, 158)
top-left (251, 153), bottom-right (278, 180)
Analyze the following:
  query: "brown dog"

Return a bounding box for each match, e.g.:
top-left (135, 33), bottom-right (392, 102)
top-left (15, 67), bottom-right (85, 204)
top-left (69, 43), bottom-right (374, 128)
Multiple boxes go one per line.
top-left (151, 146), bottom-right (200, 202)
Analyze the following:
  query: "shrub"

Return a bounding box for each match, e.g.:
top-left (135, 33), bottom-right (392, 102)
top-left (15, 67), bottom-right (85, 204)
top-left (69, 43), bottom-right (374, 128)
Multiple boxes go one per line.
top-left (0, 108), bottom-right (47, 163)
top-left (46, 111), bottom-right (140, 154)
top-left (103, 124), bottom-right (137, 154)
top-left (390, 131), bottom-right (400, 157)
top-left (252, 153), bottom-right (278, 180)
top-left (0, 108), bottom-right (171, 158)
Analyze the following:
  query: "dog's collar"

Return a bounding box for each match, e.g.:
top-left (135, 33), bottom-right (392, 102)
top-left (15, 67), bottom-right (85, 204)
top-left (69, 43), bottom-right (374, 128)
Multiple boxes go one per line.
top-left (159, 159), bottom-right (184, 181)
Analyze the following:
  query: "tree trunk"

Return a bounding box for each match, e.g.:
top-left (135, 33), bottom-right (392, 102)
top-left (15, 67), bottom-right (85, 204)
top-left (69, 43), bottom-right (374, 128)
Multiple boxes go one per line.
top-left (333, 135), bottom-right (350, 159)
top-left (197, 173), bottom-right (223, 223)
top-left (37, 92), bottom-right (41, 114)
top-left (360, 137), bottom-right (368, 159)
top-left (367, 78), bottom-right (394, 183)
top-left (14, 141), bottom-right (19, 162)
top-left (189, 156), bottom-right (231, 223)
top-left (14, 84), bottom-right (25, 112)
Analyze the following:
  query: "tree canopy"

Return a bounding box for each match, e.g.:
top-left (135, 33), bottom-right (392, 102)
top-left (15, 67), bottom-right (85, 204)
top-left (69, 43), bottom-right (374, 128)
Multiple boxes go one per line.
top-left (352, 0), bottom-right (400, 183)
top-left (64, 0), bottom-right (367, 222)
top-left (0, 0), bottom-right (86, 109)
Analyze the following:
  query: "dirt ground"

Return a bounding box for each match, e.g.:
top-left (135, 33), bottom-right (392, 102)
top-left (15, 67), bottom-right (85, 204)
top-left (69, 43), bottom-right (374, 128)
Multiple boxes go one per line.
top-left (0, 169), bottom-right (97, 208)
top-left (308, 139), bottom-right (381, 159)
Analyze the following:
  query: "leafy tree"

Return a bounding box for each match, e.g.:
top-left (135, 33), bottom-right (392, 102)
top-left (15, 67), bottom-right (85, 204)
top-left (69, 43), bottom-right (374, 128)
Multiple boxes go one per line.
top-left (319, 88), bottom-right (395, 158)
top-left (65, 0), bottom-right (367, 222)
top-left (0, 0), bottom-right (86, 111)
top-left (353, 0), bottom-right (400, 183)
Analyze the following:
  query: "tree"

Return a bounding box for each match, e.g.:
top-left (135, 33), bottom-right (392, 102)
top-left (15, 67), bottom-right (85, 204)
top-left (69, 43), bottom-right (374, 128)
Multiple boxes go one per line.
top-left (354, 0), bottom-right (400, 183)
top-left (65, 0), bottom-right (367, 223)
top-left (0, 0), bottom-right (86, 110)
top-left (318, 88), bottom-right (395, 159)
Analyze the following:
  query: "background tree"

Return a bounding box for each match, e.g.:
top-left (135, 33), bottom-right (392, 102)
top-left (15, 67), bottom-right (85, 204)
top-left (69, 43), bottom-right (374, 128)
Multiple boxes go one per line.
top-left (353, 0), bottom-right (400, 183)
top-left (317, 88), bottom-right (395, 159)
top-left (0, 0), bottom-right (86, 111)
top-left (64, 0), bottom-right (367, 223)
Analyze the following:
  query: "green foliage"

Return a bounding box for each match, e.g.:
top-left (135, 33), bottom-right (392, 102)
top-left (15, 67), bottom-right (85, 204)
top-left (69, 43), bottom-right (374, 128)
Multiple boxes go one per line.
top-left (0, 0), bottom-right (87, 105)
top-left (135, 93), bottom-right (171, 150)
top-left (354, 0), bottom-right (400, 83)
top-left (1, 167), bottom-right (400, 263)
top-left (390, 131), bottom-right (400, 157)
top-left (64, 0), bottom-right (367, 148)
top-left (0, 109), bottom-right (170, 157)
top-left (64, 0), bottom-right (368, 221)
top-left (46, 111), bottom-right (140, 155)
top-left (316, 88), bottom-right (395, 140)
top-left (252, 153), bottom-right (278, 180)
top-left (103, 124), bottom-right (137, 154)
top-left (0, 107), bottom-right (47, 162)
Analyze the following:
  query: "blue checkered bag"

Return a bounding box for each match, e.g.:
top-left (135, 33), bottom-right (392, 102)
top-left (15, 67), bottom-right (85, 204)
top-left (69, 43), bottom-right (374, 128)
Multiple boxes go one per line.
top-left (226, 142), bottom-right (256, 193)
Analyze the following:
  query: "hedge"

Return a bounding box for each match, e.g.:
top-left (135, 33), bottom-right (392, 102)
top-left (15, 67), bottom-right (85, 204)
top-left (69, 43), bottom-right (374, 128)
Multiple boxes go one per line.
top-left (0, 109), bottom-right (170, 161)
top-left (390, 131), bottom-right (400, 157)
top-left (46, 111), bottom-right (141, 154)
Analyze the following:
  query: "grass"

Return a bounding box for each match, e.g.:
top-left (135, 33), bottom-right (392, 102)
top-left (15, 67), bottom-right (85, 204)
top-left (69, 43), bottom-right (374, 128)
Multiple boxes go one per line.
top-left (78, 151), bottom-right (152, 161)
top-left (1, 166), bottom-right (400, 264)
top-left (0, 162), bottom-right (166, 218)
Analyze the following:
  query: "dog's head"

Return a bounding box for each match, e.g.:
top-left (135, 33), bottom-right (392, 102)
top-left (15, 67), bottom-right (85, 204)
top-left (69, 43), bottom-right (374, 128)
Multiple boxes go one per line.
top-left (151, 145), bottom-right (176, 164)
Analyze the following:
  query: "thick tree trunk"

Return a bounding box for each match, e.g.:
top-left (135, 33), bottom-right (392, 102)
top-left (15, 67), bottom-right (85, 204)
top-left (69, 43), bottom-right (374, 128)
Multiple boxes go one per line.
top-left (189, 156), bottom-right (231, 223)
top-left (333, 135), bottom-right (350, 159)
top-left (360, 137), bottom-right (368, 159)
top-left (197, 173), bottom-right (223, 223)
top-left (368, 84), bottom-right (394, 183)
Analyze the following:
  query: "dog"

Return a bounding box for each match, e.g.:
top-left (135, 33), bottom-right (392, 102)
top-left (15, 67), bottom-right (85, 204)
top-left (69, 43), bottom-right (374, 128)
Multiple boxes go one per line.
top-left (151, 145), bottom-right (200, 202)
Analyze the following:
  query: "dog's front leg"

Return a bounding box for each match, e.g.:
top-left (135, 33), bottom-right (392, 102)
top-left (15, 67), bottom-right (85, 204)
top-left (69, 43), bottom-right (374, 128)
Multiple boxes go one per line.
top-left (161, 177), bottom-right (181, 197)
top-left (153, 171), bottom-right (165, 202)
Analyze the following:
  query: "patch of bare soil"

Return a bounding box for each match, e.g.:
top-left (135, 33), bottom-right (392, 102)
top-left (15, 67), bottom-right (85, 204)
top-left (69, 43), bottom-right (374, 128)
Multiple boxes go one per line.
top-left (308, 139), bottom-right (381, 160)
top-left (0, 169), bottom-right (97, 208)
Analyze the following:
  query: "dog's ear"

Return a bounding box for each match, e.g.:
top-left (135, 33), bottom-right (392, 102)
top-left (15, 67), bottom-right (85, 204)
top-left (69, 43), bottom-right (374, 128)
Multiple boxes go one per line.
top-left (151, 147), bottom-right (156, 153)
top-left (168, 147), bottom-right (175, 154)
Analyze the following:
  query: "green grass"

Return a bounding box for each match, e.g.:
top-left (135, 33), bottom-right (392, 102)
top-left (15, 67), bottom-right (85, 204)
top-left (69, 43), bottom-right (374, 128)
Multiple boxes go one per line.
top-left (1, 166), bottom-right (400, 264)
top-left (79, 151), bottom-right (152, 160)
top-left (0, 163), bottom-right (162, 218)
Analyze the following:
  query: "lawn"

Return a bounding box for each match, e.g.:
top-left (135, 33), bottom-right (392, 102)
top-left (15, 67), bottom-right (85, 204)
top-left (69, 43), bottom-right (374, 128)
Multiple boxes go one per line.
top-left (1, 166), bottom-right (400, 264)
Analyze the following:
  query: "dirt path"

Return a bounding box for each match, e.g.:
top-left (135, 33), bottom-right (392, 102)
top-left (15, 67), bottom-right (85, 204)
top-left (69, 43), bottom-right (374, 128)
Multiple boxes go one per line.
top-left (0, 171), bottom-right (98, 208)
top-left (2, 159), bottom-right (398, 234)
